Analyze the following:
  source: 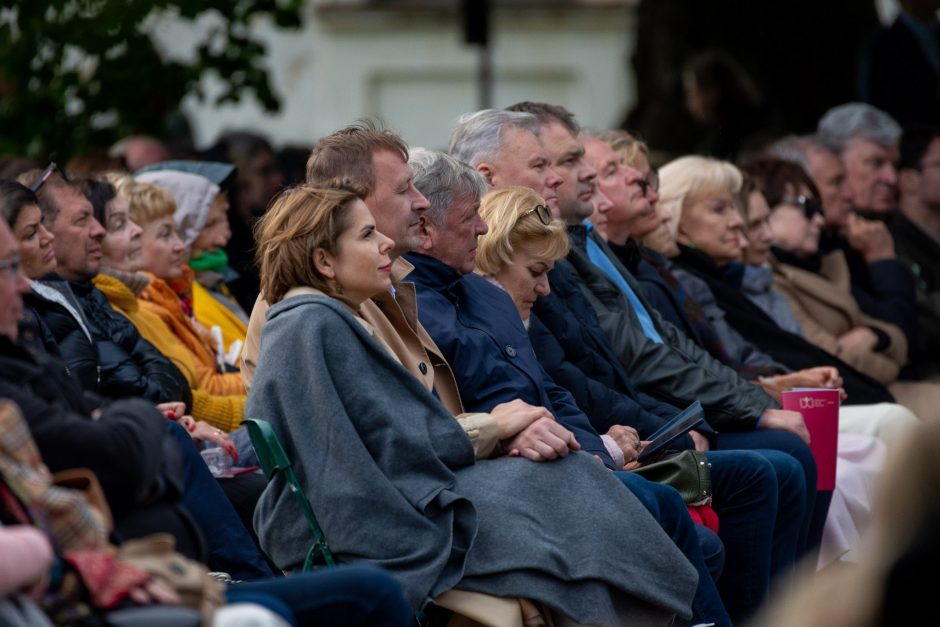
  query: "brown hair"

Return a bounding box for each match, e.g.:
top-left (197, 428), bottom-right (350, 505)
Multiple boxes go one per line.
top-left (305, 120), bottom-right (408, 196)
top-left (15, 169), bottom-right (80, 222)
top-left (736, 174), bottom-right (761, 218)
top-left (741, 158), bottom-right (820, 208)
top-left (255, 181), bottom-right (366, 304)
top-left (505, 101), bottom-right (580, 135)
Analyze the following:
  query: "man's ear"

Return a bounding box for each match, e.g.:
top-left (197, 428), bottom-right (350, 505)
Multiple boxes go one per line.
top-left (312, 248), bottom-right (335, 279)
top-left (417, 215), bottom-right (435, 252)
top-left (476, 162), bottom-right (496, 187)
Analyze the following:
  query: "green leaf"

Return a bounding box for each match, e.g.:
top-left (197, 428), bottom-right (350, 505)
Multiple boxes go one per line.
top-left (0, 0), bottom-right (302, 160)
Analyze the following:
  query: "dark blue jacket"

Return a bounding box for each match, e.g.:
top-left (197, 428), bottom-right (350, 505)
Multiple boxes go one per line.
top-left (530, 260), bottom-right (700, 451)
top-left (405, 252), bottom-right (614, 467)
top-left (822, 230), bottom-right (922, 363)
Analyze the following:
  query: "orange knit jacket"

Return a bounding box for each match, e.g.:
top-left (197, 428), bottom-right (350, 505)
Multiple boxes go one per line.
top-left (138, 273), bottom-right (246, 397)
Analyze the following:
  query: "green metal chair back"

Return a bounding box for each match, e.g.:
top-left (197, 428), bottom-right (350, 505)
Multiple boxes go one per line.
top-left (242, 417), bottom-right (336, 570)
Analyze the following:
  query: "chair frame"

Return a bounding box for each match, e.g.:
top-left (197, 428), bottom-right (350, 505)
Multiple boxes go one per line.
top-left (242, 417), bottom-right (335, 569)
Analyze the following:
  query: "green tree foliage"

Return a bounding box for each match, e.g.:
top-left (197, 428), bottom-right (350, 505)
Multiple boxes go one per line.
top-left (0, 0), bottom-right (303, 160)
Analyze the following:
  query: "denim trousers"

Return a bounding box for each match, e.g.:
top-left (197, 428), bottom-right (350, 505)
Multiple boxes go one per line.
top-left (166, 421), bottom-right (274, 580)
top-left (613, 471), bottom-right (732, 627)
top-left (715, 430), bottom-right (833, 561)
top-left (227, 565), bottom-right (412, 627)
top-left (704, 449), bottom-right (804, 624)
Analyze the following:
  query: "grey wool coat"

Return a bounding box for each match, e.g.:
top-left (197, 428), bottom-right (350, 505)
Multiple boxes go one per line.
top-left (248, 293), bottom-right (698, 626)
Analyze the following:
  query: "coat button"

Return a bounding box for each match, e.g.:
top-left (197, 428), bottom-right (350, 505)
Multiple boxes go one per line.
top-left (418, 362), bottom-right (428, 375)
top-left (504, 345), bottom-right (517, 357)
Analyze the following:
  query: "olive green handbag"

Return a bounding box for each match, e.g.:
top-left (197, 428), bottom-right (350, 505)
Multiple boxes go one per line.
top-left (633, 449), bottom-right (712, 505)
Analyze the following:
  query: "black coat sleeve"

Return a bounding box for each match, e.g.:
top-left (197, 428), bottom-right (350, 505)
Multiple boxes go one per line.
top-left (529, 315), bottom-right (672, 440)
top-left (852, 259), bottom-right (922, 362)
top-left (85, 288), bottom-right (190, 405)
top-left (0, 378), bottom-right (165, 518)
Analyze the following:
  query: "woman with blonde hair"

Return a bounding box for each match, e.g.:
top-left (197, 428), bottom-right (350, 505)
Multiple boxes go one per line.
top-left (475, 184), bottom-right (811, 625)
top-left (249, 181), bottom-right (699, 626)
top-left (474, 186), bottom-right (569, 324)
top-left (741, 157), bottom-right (940, 423)
top-left (108, 178), bottom-right (248, 432)
top-left (136, 163), bottom-right (249, 358)
top-left (82, 176), bottom-right (244, 440)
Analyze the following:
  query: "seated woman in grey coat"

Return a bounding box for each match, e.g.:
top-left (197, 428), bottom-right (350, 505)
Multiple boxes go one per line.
top-left (247, 183), bottom-right (699, 626)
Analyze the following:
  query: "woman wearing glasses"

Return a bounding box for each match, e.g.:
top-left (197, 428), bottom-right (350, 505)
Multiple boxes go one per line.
top-left (742, 158), bottom-right (940, 422)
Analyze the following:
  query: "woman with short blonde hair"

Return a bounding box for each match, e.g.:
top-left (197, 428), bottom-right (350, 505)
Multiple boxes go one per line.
top-left (249, 179), bottom-right (697, 625)
top-left (657, 155), bottom-right (743, 250)
top-left (474, 186), bottom-right (568, 279)
top-left (109, 177), bottom-right (249, 420)
top-left (118, 179), bottom-right (178, 225)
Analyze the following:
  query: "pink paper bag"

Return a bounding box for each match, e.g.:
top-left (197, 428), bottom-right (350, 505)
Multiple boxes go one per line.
top-left (781, 389), bottom-right (840, 490)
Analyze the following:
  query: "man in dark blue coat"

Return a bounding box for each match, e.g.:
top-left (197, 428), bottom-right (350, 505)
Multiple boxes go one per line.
top-left (404, 146), bottom-right (739, 625)
top-left (443, 105), bottom-right (823, 622)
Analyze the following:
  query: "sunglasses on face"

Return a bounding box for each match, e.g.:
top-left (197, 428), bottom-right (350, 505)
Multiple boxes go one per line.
top-left (781, 195), bottom-right (823, 220)
top-left (518, 204), bottom-right (553, 225)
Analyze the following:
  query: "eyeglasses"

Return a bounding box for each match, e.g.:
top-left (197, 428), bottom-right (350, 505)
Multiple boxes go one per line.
top-left (0, 255), bottom-right (22, 277)
top-left (781, 195), bottom-right (823, 220)
top-left (30, 162), bottom-right (61, 193)
top-left (518, 204), bottom-right (553, 225)
top-left (637, 170), bottom-right (659, 197)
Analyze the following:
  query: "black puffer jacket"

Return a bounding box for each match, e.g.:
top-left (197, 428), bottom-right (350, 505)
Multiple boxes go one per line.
top-left (24, 275), bottom-right (190, 406)
top-left (0, 335), bottom-right (164, 517)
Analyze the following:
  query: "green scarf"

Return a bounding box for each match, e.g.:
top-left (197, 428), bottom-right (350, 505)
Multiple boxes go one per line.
top-left (189, 247), bottom-right (229, 273)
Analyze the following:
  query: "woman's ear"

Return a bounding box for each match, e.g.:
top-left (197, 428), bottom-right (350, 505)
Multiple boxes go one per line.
top-left (312, 248), bottom-right (336, 279)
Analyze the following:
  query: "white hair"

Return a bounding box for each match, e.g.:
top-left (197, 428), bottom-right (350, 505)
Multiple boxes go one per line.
top-left (817, 102), bottom-right (901, 154)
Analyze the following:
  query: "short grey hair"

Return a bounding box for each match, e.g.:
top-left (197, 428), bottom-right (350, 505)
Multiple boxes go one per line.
top-left (448, 109), bottom-right (542, 167)
top-left (409, 147), bottom-right (488, 228)
top-left (817, 103), bottom-right (901, 154)
top-left (763, 134), bottom-right (814, 169)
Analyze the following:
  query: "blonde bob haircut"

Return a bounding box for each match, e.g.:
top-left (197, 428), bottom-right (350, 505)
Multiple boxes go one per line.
top-left (475, 186), bottom-right (569, 277)
top-left (658, 155), bottom-right (742, 232)
top-left (118, 180), bottom-right (177, 226)
top-left (255, 181), bottom-right (366, 305)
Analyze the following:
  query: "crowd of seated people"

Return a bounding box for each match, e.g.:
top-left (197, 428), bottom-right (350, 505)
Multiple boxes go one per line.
top-left (0, 96), bottom-right (938, 626)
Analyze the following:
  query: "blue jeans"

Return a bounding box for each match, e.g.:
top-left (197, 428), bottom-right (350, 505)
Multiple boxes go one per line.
top-left (715, 430), bottom-right (832, 561)
top-left (704, 449), bottom-right (803, 624)
top-left (613, 471), bottom-right (731, 627)
top-left (227, 565), bottom-right (412, 627)
top-left (166, 421), bottom-right (274, 580)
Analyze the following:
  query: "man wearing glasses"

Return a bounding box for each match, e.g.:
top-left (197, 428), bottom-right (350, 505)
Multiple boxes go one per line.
top-left (492, 103), bottom-right (840, 623)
